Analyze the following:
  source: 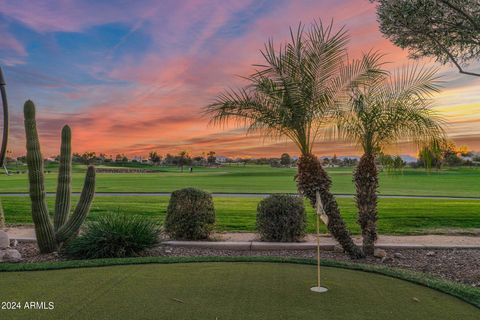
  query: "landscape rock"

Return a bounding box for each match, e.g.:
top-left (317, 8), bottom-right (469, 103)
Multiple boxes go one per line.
top-left (381, 256), bottom-right (393, 263)
top-left (426, 251), bottom-right (436, 257)
top-left (0, 230), bottom-right (9, 249)
top-left (374, 248), bottom-right (387, 258)
top-left (393, 252), bottom-right (405, 259)
top-left (1, 249), bottom-right (22, 262)
top-left (10, 239), bottom-right (18, 248)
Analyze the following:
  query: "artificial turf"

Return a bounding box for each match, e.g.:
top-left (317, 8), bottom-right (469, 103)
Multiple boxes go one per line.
top-left (2, 195), bottom-right (480, 234)
top-left (0, 262), bottom-right (477, 320)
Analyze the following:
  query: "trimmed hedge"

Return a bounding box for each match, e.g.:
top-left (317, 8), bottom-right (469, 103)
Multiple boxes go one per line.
top-left (164, 188), bottom-right (215, 240)
top-left (257, 194), bottom-right (306, 242)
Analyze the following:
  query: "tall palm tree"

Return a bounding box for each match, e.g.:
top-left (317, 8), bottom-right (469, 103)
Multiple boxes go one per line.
top-left (334, 65), bottom-right (445, 255)
top-left (205, 21), bottom-right (385, 258)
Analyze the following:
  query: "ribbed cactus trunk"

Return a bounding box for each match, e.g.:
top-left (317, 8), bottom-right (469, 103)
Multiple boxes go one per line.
top-left (24, 100), bottom-right (96, 253)
top-left (54, 126), bottom-right (72, 231)
top-left (56, 166), bottom-right (95, 243)
top-left (354, 153), bottom-right (378, 256)
top-left (24, 100), bottom-right (57, 253)
top-left (296, 153), bottom-right (364, 259)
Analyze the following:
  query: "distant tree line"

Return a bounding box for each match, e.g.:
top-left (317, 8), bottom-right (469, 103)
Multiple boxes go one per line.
top-left (6, 143), bottom-right (479, 170)
top-left (415, 140), bottom-right (478, 169)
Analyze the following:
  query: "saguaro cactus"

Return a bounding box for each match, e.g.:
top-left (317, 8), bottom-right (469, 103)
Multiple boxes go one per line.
top-left (54, 126), bottom-right (72, 231)
top-left (24, 100), bottom-right (96, 253)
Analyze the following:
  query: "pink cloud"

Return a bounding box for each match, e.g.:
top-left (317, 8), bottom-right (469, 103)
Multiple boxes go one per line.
top-left (0, 24), bottom-right (27, 65)
top-left (5, 0), bottom-right (479, 158)
top-left (0, 0), bottom-right (163, 33)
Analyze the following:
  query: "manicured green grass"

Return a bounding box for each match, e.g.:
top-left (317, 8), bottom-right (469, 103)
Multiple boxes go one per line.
top-left (1, 164), bottom-right (480, 197)
top-left (2, 196), bottom-right (479, 234)
top-left (0, 261), bottom-right (477, 319)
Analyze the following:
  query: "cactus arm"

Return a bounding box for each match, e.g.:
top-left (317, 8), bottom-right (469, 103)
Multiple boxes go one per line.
top-left (24, 100), bottom-right (56, 253)
top-left (54, 125), bottom-right (72, 231)
top-left (56, 165), bottom-right (95, 243)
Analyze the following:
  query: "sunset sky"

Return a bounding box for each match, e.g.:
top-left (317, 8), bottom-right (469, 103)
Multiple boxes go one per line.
top-left (1, 0), bottom-right (479, 159)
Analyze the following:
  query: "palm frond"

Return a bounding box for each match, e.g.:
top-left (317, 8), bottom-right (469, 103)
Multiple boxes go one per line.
top-left (334, 63), bottom-right (445, 155)
top-left (205, 20), bottom-right (395, 155)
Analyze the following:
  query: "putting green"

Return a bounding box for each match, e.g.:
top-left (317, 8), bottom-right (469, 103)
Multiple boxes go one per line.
top-left (0, 263), bottom-right (478, 320)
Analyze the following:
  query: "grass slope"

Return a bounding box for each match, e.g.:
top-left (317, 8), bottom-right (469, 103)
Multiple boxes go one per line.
top-left (1, 165), bottom-right (479, 197)
top-left (0, 262), bottom-right (478, 320)
top-left (2, 196), bottom-right (479, 234)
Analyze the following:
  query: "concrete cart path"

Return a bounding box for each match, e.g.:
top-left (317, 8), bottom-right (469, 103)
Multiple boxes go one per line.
top-left (1, 192), bottom-right (480, 200)
top-left (5, 228), bottom-right (479, 250)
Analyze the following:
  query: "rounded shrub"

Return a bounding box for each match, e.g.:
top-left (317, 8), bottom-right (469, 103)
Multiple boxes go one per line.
top-left (256, 194), bottom-right (306, 242)
top-left (64, 213), bottom-right (159, 259)
top-left (164, 188), bottom-right (215, 240)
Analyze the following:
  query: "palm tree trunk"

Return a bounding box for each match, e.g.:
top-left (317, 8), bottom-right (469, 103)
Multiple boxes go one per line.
top-left (354, 153), bottom-right (378, 256)
top-left (296, 153), bottom-right (364, 259)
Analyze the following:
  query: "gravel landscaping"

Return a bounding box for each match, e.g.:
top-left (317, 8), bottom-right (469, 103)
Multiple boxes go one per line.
top-left (12, 241), bottom-right (480, 288)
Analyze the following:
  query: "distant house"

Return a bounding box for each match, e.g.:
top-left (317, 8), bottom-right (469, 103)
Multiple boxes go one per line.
top-left (400, 155), bottom-right (417, 163)
top-left (131, 156), bottom-right (143, 163)
top-left (216, 156), bottom-right (228, 163)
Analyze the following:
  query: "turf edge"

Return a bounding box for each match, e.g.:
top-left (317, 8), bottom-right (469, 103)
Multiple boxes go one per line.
top-left (0, 256), bottom-right (478, 308)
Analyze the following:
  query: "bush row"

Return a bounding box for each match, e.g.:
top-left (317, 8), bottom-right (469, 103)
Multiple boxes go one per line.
top-left (64, 188), bottom-right (307, 259)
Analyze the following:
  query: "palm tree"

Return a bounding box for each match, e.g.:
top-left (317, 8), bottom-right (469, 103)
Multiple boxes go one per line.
top-left (334, 64), bottom-right (445, 255)
top-left (205, 21), bottom-right (385, 258)
top-left (178, 150), bottom-right (190, 172)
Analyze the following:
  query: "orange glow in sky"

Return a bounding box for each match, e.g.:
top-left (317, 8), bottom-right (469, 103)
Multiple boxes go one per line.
top-left (1, 0), bottom-right (479, 158)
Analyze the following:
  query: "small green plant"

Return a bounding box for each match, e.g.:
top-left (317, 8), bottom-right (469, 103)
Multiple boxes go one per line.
top-left (164, 188), bottom-right (215, 240)
top-left (256, 194), bottom-right (306, 242)
top-left (24, 100), bottom-right (96, 253)
top-left (64, 213), bottom-right (159, 259)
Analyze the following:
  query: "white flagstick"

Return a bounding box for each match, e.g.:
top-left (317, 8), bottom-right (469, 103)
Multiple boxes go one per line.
top-left (311, 191), bottom-right (328, 293)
